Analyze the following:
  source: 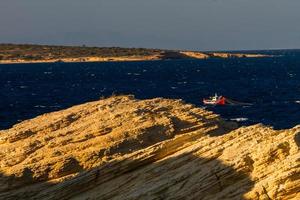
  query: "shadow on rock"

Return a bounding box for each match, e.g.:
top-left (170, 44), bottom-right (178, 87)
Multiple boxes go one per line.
top-left (0, 153), bottom-right (254, 200)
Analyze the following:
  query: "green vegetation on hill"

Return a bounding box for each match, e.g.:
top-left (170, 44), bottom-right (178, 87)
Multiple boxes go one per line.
top-left (0, 44), bottom-right (270, 63)
top-left (0, 44), bottom-right (163, 61)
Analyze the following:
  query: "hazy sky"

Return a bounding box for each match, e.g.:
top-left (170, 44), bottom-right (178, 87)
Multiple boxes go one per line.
top-left (1, 0), bottom-right (300, 50)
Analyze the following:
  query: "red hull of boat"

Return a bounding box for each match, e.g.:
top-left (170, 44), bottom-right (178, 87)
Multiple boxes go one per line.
top-left (203, 97), bottom-right (226, 105)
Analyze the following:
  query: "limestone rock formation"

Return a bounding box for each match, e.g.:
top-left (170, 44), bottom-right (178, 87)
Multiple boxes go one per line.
top-left (0, 95), bottom-right (299, 200)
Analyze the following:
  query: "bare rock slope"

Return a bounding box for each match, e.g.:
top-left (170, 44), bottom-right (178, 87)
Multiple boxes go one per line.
top-left (0, 96), bottom-right (299, 200)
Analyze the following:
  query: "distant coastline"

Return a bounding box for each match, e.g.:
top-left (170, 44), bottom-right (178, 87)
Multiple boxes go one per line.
top-left (0, 44), bottom-right (271, 64)
top-left (0, 55), bottom-right (161, 64)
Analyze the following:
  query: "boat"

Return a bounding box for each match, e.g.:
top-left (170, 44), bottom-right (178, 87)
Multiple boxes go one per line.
top-left (203, 94), bottom-right (253, 106)
top-left (203, 94), bottom-right (226, 105)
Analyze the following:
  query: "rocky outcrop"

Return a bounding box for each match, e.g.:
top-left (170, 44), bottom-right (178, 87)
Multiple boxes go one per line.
top-left (209, 52), bottom-right (269, 59)
top-left (0, 96), bottom-right (299, 200)
top-left (180, 51), bottom-right (210, 59)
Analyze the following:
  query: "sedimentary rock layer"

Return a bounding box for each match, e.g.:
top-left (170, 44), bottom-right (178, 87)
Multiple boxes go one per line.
top-left (0, 96), bottom-right (299, 199)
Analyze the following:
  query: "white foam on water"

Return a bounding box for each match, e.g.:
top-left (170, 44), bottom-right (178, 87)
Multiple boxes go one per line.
top-left (50, 105), bottom-right (62, 108)
top-left (34, 105), bottom-right (46, 108)
top-left (231, 118), bottom-right (248, 122)
top-left (177, 81), bottom-right (187, 85)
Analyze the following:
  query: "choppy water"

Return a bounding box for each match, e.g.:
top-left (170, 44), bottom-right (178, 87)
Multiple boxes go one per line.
top-left (1, 51), bottom-right (300, 130)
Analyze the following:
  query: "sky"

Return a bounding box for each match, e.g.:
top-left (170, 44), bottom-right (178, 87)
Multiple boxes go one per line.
top-left (1, 0), bottom-right (300, 51)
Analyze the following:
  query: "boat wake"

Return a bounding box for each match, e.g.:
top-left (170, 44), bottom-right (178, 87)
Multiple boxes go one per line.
top-left (225, 98), bottom-right (253, 106)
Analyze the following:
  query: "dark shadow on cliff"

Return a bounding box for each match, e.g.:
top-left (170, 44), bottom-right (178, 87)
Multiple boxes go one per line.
top-left (295, 132), bottom-right (300, 148)
top-left (0, 152), bottom-right (255, 200)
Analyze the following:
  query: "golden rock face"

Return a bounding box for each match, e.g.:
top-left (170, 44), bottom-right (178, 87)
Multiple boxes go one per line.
top-left (0, 96), bottom-right (299, 200)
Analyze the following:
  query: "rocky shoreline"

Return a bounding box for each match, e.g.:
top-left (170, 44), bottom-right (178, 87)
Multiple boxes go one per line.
top-left (0, 55), bottom-right (161, 64)
top-left (0, 52), bottom-right (270, 65)
top-left (0, 96), bottom-right (299, 199)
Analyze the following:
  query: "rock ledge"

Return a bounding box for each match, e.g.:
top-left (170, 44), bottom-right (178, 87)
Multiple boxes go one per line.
top-left (0, 96), bottom-right (299, 200)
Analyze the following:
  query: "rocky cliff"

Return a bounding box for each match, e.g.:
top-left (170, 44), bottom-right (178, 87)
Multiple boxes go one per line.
top-left (0, 96), bottom-right (299, 200)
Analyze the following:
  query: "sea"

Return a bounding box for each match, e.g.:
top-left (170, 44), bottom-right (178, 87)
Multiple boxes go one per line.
top-left (1, 50), bottom-right (300, 130)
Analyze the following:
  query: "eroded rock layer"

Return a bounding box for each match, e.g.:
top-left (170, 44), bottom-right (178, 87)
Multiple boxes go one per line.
top-left (0, 96), bottom-right (299, 200)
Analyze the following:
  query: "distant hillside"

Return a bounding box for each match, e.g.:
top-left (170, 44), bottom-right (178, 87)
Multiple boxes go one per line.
top-left (0, 44), bottom-right (270, 64)
top-left (0, 44), bottom-right (162, 61)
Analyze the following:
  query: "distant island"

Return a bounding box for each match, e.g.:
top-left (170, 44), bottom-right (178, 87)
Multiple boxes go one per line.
top-left (0, 44), bottom-right (270, 64)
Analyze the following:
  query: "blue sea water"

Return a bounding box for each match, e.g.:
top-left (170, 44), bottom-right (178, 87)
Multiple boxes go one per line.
top-left (1, 51), bottom-right (300, 130)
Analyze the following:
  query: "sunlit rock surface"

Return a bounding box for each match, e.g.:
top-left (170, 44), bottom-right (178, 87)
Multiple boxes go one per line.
top-left (0, 95), bottom-right (299, 200)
